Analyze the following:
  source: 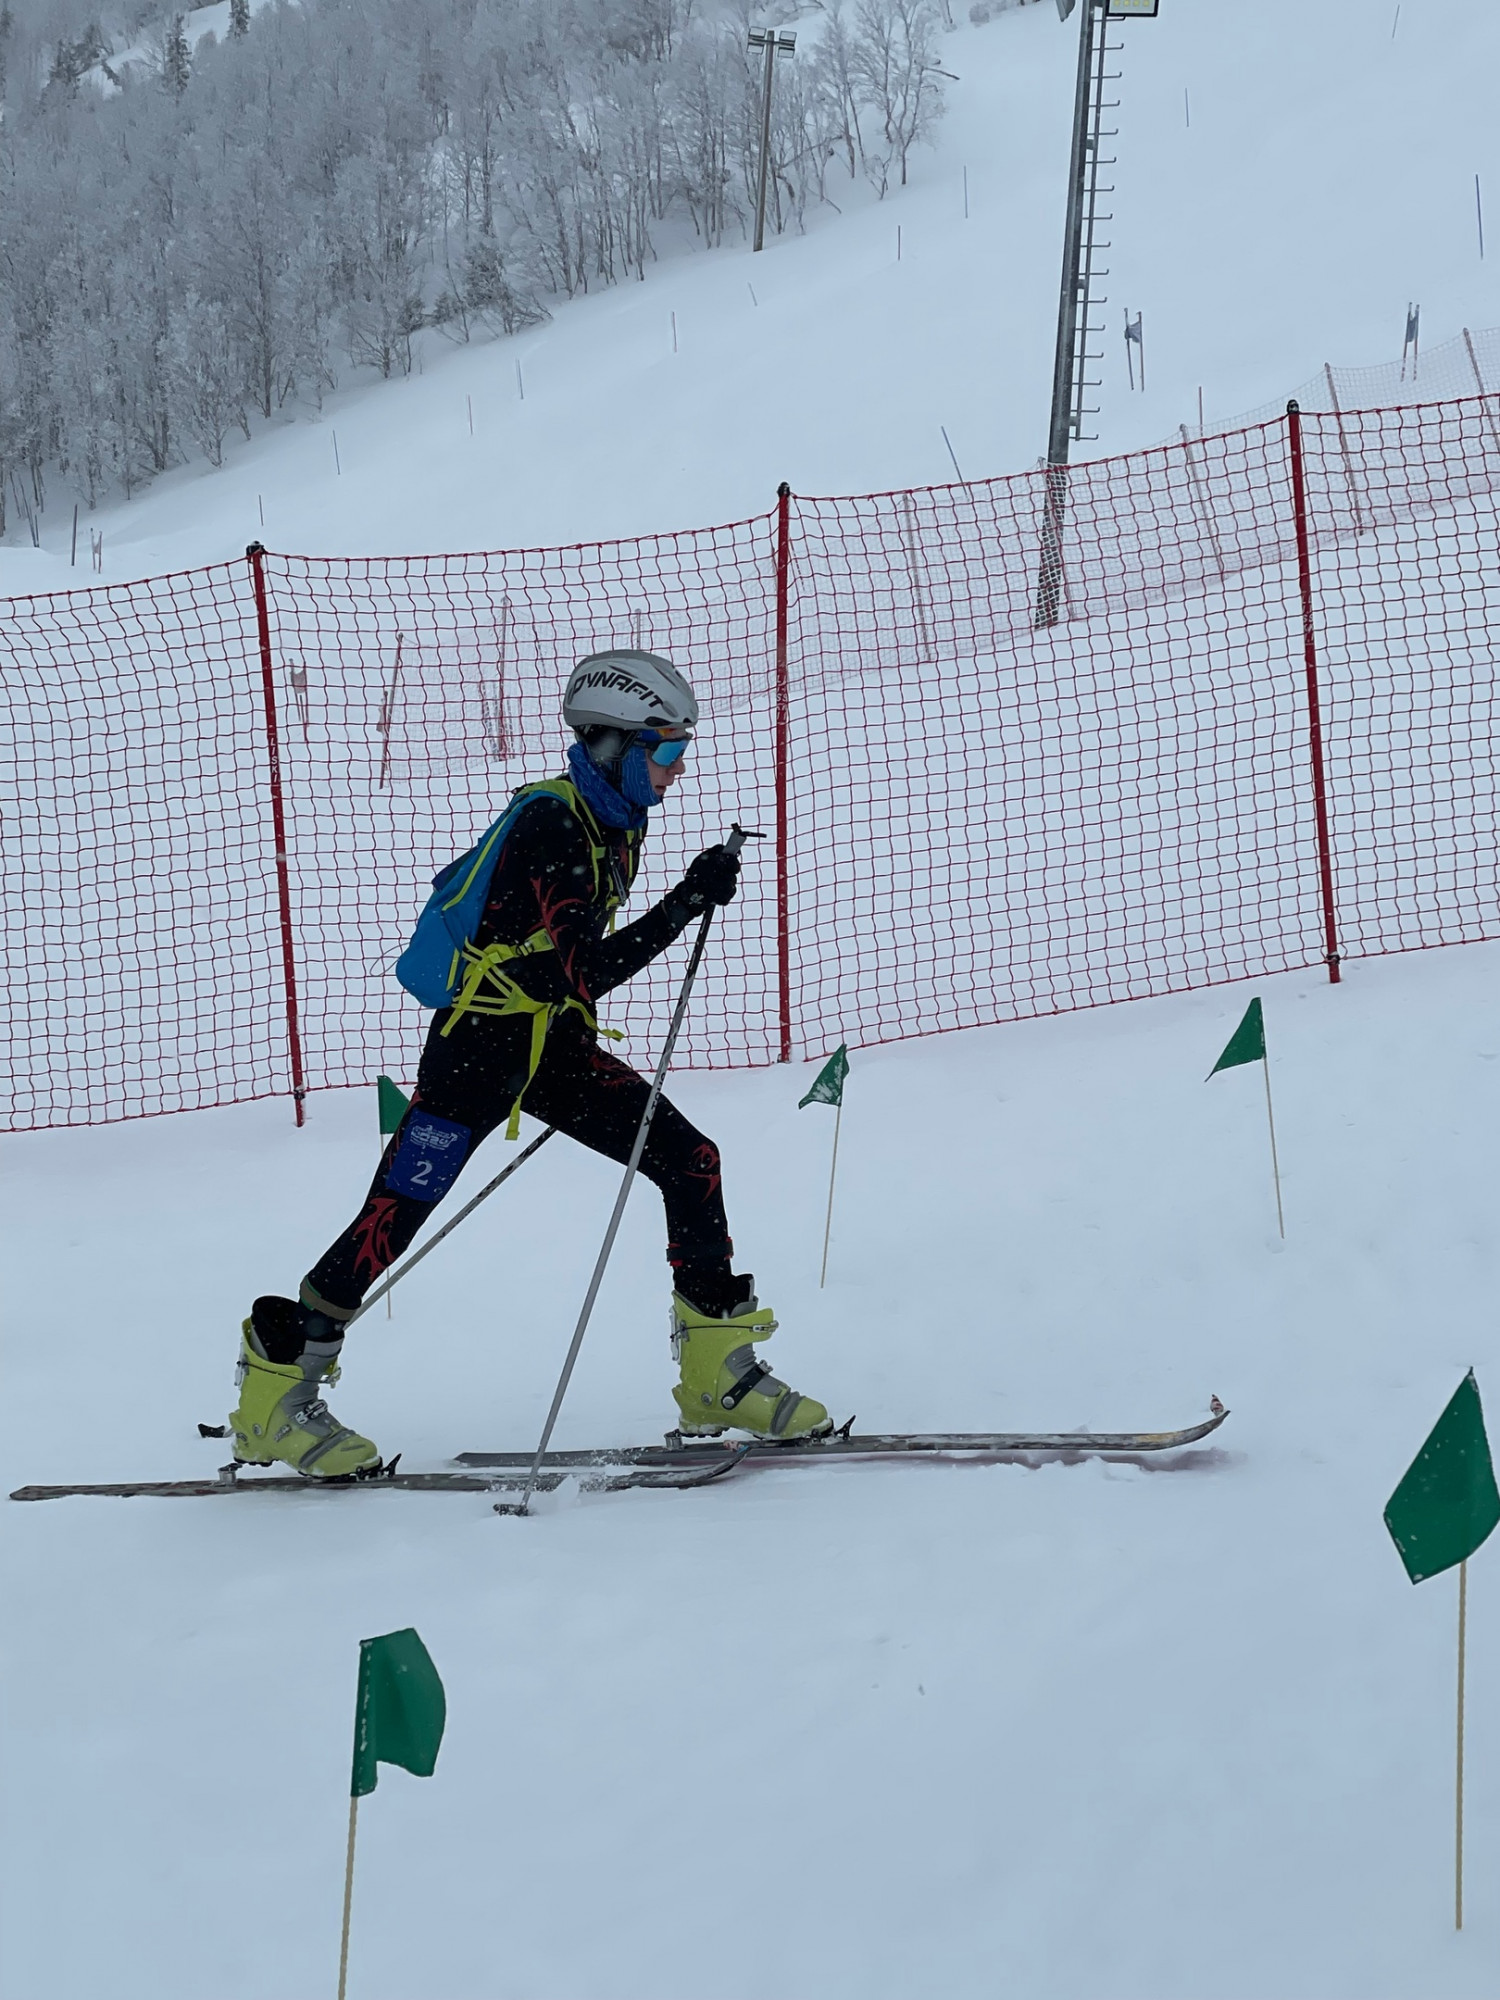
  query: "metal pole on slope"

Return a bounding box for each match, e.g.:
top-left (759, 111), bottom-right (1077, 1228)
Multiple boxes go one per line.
top-left (497, 827), bottom-right (762, 1518)
top-left (1035, 0), bottom-right (1102, 627)
top-left (1037, 0), bottom-right (1158, 627)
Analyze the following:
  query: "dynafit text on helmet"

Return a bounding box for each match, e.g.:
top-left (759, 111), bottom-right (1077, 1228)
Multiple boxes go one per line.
top-left (226, 649), bottom-right (833, 1480)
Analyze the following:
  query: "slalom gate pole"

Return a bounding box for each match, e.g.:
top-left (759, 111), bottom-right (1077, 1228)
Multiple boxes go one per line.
top-left (247, 542), bottom-right (310, 1124)
top-left (1261, 1056), bottom-right (1285, 1241)
top-left (774, 482), bottom-right (794, 1063)
top-left (497, 826), bottom-right (760, 1518)
top-left (336, 1794), bottom-right (359, 2000)
top-left (1456, 1556), bottom-right (1467, 1930)
top-left (345, 1127), bottom-right (556, 1330)
top-left (1285, 403), bottom-right (1342, 985)
top-left (818, 1099), bottom-right (842, 1289)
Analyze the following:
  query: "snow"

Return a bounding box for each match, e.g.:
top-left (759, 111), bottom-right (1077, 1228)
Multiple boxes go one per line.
top-left (5, 3), bottom-right (1500, 1992)
top-left (3, 942), bottom-right (1499, 1996)
top-left (7, 0), bottom-right (1498, 594)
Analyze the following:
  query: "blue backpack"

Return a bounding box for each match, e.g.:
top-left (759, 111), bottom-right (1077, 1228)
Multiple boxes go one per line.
top-left (394, 778), bottom-right (619, 1009)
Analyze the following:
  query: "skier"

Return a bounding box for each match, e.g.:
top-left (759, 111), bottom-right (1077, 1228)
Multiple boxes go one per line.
top-left (228, 650), bottom-right (832, 1476)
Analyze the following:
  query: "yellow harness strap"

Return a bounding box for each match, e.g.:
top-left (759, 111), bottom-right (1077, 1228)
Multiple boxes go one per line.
top-left (441, 932), bottom-right (622, 1138)
top-left (435, 779), bottom-right (635, 1138)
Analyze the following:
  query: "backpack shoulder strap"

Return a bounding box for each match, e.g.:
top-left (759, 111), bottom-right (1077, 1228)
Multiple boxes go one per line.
top-left (519, 777), bottom-right (636, 913)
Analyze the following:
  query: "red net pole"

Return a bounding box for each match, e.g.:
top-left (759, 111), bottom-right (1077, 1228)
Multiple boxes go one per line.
top-left (1285, 403), bottom-right (1342, 985)
top-left (775, 481), bottom-right (793, 1062)
top-left (247, 541), bottom-right (309, 1120)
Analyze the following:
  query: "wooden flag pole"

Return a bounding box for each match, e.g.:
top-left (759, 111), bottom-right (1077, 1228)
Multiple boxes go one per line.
top-left (1456, 1557), bottom-right (1467, 1930)
top-left (1261, 1054), bottom-right (1285, 1239)
top-left (337, 1794), bottom-right (360, 1999)
top-left (819, 1099), bottom-right (843, 1290)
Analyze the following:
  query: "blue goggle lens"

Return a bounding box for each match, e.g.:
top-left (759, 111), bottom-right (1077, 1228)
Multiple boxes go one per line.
top-left (638, 730), bottom-right (690, 767)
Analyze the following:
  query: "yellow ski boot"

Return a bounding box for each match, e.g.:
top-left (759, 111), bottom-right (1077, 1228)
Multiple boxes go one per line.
top-left (229, 1297), bottom-right (381, 1478)
top-left (670, 1276), bottom-right (831, 1441)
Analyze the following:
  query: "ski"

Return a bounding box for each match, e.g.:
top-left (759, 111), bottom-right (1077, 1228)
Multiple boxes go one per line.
top-left (455, 1397), bottom-right (1230, 1471)
top-left (9, 1401), bottom-right (1227, 1504)
top-left (9, 1447), bottom-right (751, 1504)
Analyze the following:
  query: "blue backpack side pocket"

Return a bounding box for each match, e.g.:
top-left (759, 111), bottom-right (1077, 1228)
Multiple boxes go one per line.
top-left (395, 807), bottom-right (523, 1007)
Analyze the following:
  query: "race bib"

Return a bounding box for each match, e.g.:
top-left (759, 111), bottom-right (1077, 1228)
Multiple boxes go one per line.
top-left (385, 1113), bottom-right (471, 1202)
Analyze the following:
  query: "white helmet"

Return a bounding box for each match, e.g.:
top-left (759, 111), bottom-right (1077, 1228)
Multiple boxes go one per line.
top-left (563, 650), bottom-right (699, 733)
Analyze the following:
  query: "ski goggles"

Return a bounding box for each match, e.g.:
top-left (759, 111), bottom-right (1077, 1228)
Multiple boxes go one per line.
top-left (636, 727), bottom-right (692, 767)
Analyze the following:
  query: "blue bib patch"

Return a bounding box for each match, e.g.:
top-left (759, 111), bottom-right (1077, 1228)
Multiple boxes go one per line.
top-left (385, 1113), bottom-right (471, 1202)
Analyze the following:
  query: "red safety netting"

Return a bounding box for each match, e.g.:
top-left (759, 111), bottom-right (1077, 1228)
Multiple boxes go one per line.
top-left (3, 395), bottom-right (1498, 1131)
top-left (0, 564), bottom-right (278, 1126)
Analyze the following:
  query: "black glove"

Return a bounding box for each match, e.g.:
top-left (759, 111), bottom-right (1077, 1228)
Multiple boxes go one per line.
top-left (672, 844), bottom-right (740, 914)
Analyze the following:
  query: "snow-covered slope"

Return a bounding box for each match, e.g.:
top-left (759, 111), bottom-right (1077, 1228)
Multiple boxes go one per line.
top-left (6, 7), bottom-right (1500, 1994)
top-left (6, 0), bottom-right (1498, 593)
top-left (3, 944), bottom-right (1498, 1997)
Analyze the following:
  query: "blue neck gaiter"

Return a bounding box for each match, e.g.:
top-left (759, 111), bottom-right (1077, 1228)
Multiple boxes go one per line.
top-left (567, 741), bottom-right (651, 831)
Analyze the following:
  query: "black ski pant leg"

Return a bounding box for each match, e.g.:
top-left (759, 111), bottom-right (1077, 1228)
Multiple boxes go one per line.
top-left (519, 1022), bottom-right (734, 1281)
top-left (301, 1010), bottom-right (533, 1317)
top-left (301, 1014), bottom-right (734, 1321)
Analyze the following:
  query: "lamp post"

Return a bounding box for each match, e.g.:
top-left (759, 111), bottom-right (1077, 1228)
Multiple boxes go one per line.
top-left (1036, 0), bottom-right (1158, 626)
top-left (748, 27), bottom-right (797, 252)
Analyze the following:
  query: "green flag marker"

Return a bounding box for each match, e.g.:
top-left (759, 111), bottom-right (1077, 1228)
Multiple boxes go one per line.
top-left (1206, 998), bottom-right (1283, 1238)
top-left (351, 1627), bottom-right (446, 1795)
top-left (339, 1630), bottom-right (446, 1999)
top-left (1382, 1372), bottom-right (1498, 1931)
top-left (1208, 998), bottom-right (1265, 1077)
top-left (799, 1045), bottom-right (849, 1110)
top-left (1384, 1372), bottom-right (1500, 1585)
top-left (377, 1075), bottom-right (411, 1137)
top-left (800, 1047), bottom-right (850, 1286)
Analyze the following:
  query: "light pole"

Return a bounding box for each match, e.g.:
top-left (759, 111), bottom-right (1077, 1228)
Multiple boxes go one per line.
top-left (748, 27), bottom-right (796, 253)
top-left (1036, 0), bottom-right (1158, 627)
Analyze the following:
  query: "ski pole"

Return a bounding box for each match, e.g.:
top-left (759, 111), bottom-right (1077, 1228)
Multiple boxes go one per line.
top-left (345, 1126), bottom-right (556, 1329)
top-left (497, 826), bottom-right (761, 1517)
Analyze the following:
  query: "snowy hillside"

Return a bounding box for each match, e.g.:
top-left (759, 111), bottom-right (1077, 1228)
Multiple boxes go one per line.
top-left (4, 0), bottom-right (1498, 594)
top-left (3, 945), bottom-right (1498, 1997)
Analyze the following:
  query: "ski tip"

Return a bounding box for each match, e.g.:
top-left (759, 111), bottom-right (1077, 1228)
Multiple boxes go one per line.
top-left (1209, 1394), bottom-right (1227, 1418)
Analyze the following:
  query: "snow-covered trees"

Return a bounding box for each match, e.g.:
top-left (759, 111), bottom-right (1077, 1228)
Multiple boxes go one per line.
top-left (160, 14), bottom-right (189, 95)
top-left (851, 0), bottom-right (944, 192)
top-left (0, 0), bottom-right (948, 516)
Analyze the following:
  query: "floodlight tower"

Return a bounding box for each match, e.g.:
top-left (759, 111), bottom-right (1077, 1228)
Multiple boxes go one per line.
top-left (749, 28), bottom-right (797, 253)
top-left (1036, 0), bottom-right (1159, 627)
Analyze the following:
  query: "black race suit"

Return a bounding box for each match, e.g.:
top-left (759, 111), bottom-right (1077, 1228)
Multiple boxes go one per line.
top-left (303, 786), bottom-right (731, 1319)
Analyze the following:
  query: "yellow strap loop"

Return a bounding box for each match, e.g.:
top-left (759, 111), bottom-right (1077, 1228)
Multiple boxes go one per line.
top-left (440, 933), bottom-right (620, 1139)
